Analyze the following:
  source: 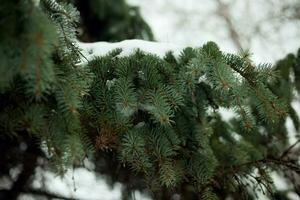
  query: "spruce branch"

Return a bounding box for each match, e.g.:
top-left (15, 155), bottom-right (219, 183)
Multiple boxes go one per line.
top-left (280, 138), bottom-right (300, 159)
top-left (1, 1), bottom-right (299, 198)
top-left (232, 157), bottom-right (300, 173)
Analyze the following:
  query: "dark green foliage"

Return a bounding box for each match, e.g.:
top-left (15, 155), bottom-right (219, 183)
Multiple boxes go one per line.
top-left (1, 1), bottom-right (300, 200)
top-left (0, 0), bottom-right (93, 175)
top-left (72, 0), bottom-right (154, 42)
top-left (82, 43), bottom-right (298, 198)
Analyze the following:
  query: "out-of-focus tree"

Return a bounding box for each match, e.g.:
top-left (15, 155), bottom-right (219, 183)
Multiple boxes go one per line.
top-left (73, 0), bottom-right (154, 42)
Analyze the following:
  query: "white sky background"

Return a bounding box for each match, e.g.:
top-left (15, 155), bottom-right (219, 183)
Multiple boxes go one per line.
top-left (129, 0), bottom-right (300, 63)
top-left (20, 0), bottom-right (300, 200)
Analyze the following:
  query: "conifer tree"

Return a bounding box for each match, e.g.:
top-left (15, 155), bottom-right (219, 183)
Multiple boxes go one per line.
top-left (72, 0), bottom-right (154, 42)
top-left (0, 0), bottom-right (300, 200)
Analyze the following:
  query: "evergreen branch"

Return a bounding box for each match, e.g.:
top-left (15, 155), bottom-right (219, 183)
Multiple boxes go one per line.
top-left (233, 157), bottom-right (300, 173)
top-left (2, 1), bottom-right (298, 197)
top-left (245, 173), bottom-right (273, 195)
top-left (41, 0), bottom-right (79, 24)
top-left (234, 95), bottom-right (253, 130)
top-left (280, 139), bottom-right (300, 159)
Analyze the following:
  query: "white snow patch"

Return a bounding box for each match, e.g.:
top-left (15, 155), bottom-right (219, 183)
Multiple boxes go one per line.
top-left (29, 167), bottom-right (151, 200)
top-left (78, 39), bottom-right (188, 62)
top-left (219, 107), bottom-right (236, 122)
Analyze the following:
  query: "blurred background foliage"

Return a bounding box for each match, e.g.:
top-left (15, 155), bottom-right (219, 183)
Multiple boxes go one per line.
top-left (63, 0), bottom-right (153, 42)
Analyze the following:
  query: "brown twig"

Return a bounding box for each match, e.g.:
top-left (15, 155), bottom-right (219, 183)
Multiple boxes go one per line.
top-left (280, 139), bottom-right (300, 159)
top-left (215, 0), bottom-right (243, 51)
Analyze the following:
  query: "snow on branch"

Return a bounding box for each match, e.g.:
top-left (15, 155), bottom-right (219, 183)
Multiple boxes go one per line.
top-left (78, 39), bottom-right (187, 62)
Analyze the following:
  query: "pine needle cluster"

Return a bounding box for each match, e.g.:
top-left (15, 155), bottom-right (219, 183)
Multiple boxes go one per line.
top-left (1, 0), bottom-right (300, 199)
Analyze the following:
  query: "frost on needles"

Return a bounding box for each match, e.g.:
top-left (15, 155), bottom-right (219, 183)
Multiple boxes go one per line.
top-left (1, 0), bottom-right (300, 199)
